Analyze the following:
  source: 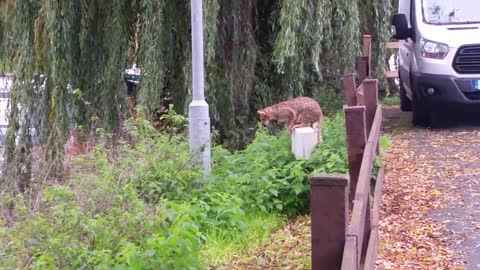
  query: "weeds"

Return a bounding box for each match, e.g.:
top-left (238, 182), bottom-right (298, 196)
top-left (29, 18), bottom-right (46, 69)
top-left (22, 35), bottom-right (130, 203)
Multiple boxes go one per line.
top-left (0, 112), bottom-right (348, 269)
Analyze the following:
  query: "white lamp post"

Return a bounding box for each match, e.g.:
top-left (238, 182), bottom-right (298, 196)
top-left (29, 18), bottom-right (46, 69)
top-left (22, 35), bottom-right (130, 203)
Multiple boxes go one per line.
top-left (189, 0), bottom-right (211, 174)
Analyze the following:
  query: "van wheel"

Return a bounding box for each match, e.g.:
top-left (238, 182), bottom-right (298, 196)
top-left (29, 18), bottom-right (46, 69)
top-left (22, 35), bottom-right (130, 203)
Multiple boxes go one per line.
top-left (412, 94), bottom-right (429, 126)
top-left (400, 82), bottom-right (412, 112)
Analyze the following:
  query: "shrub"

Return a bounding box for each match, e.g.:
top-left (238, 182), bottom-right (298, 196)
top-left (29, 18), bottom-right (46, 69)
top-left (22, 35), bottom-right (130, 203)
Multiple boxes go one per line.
top-left (0, 113), bottom-right (348, 268)
top-left (312, 84), bottom-right (345, 116)
top-left (0, 184), bottom-right (203, 269)
top-left (206, 113), bottom-right (348, 216)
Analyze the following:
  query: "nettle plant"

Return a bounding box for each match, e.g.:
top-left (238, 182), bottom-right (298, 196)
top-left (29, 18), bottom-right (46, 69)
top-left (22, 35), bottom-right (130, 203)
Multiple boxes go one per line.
top-left (0, 113), bottom-right (348, 268)
top-left (207, 114), bottom-right (348, 217)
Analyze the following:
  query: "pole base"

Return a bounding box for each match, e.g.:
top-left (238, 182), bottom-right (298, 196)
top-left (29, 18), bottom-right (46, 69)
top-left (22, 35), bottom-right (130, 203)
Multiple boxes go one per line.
top-left (189, 100), bottom-right (211, 174)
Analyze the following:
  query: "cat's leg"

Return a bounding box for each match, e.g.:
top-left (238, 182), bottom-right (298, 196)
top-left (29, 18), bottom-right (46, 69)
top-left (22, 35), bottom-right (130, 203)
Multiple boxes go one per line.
top-left (278, 109), bottom-right (295, 134)
top-left (291, 122), bottom-right (308, 130)
top-left (287, 121), bottom-right (297, 134)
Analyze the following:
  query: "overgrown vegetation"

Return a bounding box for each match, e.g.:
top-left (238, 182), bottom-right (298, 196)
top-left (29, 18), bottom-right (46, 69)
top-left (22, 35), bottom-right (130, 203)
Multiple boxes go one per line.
top-left (381, 93), bottom-right (400, 106)
top-left (0, 0), bottom-right (393, 266)
top-left (0, 114), bottom-right (347, 269)
top-left (0, 0), bottom-right (394, 188)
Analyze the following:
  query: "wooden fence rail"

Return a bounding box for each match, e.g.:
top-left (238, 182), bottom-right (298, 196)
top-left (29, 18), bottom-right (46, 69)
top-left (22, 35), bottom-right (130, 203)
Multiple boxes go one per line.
top-left (310, 35), bottom-right (385, 270)
top-left (356, 35), bottom-right (399, 79)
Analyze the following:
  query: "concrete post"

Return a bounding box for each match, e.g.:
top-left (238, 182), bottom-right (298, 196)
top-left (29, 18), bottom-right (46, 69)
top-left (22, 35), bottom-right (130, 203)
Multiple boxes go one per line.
top-left (189, 0), bottom-right (211, 174)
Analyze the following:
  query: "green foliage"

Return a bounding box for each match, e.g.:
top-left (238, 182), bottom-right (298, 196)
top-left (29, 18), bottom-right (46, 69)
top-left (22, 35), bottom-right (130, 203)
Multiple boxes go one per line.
top-left (371, 0), bottom-right (394, 81)
top-left (381, 93), bottom-right (400, 106)
top-left (1, 0), bottom-right (393, 188)
top-left (312, 84), bottom-right (345, 116)
top-left (207, 114), bottom-right (348, 217)
top-left (380, 135), bottom-right (392, 155)
top-left (1, 188), bottom-right (203, 269)
top-left (201, 213), bottom-right (286, 267)
top-left (97, 115), bottom-right (201, 203)
top-left (159, 104), bottom-right (188, 134)
top-left (1, 119), bottom-right (205, 269)
top-left (1, 114), bottom-right (348, 268)
top-left (331, 0), bottom-right (361, 74)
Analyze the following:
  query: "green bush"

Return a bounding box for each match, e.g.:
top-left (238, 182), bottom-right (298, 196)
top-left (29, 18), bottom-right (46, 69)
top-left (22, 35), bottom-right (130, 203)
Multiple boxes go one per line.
top-left (0, 184), bottom-right (203, 269)
top-left (207, 114), bottom-right (348, 217)
top-left (312, 84), bottom-right (345, 116)
top-left (0, 113), bottom-right (348, 269)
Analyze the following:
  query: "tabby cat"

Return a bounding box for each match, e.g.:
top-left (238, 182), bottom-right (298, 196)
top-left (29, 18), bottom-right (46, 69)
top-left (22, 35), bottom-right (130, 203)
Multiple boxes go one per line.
top-left (257, 97), bottom-right (323, 138)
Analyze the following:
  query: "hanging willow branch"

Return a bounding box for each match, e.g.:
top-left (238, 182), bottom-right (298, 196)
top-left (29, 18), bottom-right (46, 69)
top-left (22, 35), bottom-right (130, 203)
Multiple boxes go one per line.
top-left (0, 0), bottom-right (393, 189)
top-left (372, 0), bottom-right (393, 80)
top-left (3, 0), bottom-right (37, 190)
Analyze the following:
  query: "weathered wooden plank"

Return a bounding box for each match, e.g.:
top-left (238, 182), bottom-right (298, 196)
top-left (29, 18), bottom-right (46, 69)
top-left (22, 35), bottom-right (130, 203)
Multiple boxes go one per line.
top-left (364, 228), bottom-right (379, 270)
top-left (364, 167), bottom-right (385, 270)
top-left (385, 70), bottom-right (399, 78)
top-left (344, 106), bottom-right (367, 202)
top-left (362, 80), bottom-right (379, 137)
top-left (346, 106), bottom-right (382, 265)
top-left (362, 35), bottom-right (372, 78)
top-left (386, 41), bottom-right (399, 49)
top-left (356, 57), bottom-right (369, 82)
top-left (343, 73), bottom-right (357, 106)
top-left (362, 35), bottom-right (372, 58)
top-left (356, 84), bottom-right (365, 106)
top-left (356, 107), bottom-right (382, 198)
top-left (341, 236), bottom-right (358, 270)
top-left (348, 199), bottom-right (366, 236)
top-left (310, 174), bottom-right (349, 270)
top-left (348, 197), bottom-right (368, 266)
top-left (372, 167), bottom-right (385, 226)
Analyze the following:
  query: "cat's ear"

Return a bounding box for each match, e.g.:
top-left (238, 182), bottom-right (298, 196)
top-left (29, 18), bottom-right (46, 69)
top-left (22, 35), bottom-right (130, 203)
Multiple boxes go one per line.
top-left (257, 110), bottom-right (264, 116)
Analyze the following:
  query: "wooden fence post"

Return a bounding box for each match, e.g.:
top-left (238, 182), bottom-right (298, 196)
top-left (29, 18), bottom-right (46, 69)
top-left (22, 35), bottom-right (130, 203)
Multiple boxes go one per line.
top-left (356, 57), bottom-right (368, 83)
top-left (343, 106), bottom-right (367, 202)
top-left (356, 84), bottom-right (365, 106)
top-left (310, 174), bottom-right (349, 270)
top-left (362, 35), bottom-right (372, 78)
top-left (343, 73), bottom-right (357, 106)
top-left (362, 79), bottom-right (379, 137)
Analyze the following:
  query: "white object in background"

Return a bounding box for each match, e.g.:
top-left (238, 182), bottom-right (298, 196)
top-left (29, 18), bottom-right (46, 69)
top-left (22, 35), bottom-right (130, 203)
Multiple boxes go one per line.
top-left (292, 127), bottom-right (318, 160)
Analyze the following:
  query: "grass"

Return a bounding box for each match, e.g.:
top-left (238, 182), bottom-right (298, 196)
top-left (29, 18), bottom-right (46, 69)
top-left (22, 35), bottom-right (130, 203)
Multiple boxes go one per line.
top-left (380, 93), bottom-right (400, 106)
top-left (201, 212), bottom-right (286, 268)
top-left (210, 215), bottom-right (312, 269)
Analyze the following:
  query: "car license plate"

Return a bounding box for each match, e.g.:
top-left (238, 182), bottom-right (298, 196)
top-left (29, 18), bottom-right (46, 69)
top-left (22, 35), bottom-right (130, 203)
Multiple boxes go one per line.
top-left (475, 80), bottom-right (480, 90)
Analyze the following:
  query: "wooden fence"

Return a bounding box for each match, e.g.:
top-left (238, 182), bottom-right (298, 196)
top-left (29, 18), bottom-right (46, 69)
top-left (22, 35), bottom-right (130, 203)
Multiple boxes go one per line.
top-left (309, 36), bottom-right (385, 270)
top-left (356, 35), bottom-right (399, 80)
top-left (385, 42), bottom-right (399, 79)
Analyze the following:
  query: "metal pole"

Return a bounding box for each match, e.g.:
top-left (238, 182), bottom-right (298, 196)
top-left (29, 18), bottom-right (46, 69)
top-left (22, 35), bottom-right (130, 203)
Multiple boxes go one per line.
top-left (189, 0), bottom-right (211, 174)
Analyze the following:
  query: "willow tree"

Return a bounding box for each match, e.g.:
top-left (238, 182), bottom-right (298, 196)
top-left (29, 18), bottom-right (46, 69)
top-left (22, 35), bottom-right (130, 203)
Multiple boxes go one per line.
top-left (0, 0), bottom-right (393, 191)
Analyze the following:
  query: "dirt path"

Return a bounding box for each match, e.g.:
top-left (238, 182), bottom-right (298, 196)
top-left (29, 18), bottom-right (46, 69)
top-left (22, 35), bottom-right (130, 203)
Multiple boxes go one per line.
top-left (378, 106), bottom-right (480, 270)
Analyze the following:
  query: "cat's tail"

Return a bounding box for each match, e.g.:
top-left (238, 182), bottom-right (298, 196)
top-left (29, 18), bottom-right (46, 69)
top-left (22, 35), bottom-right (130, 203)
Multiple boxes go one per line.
top-left (312, 120), bottom-right (323, 144)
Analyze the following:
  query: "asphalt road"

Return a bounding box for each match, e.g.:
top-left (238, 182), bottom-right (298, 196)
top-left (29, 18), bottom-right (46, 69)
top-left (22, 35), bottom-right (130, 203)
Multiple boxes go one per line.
top-left (382, 105), bottom-right (480, 269)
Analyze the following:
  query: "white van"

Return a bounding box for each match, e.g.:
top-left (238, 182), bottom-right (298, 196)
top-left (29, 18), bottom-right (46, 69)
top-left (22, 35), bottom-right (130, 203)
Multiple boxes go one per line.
top-left (393, 0), bottom-right (480, 125)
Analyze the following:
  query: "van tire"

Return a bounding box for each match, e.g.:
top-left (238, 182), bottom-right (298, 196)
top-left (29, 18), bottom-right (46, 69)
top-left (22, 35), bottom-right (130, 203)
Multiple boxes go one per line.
top-left (400, 83), bottom-right (412, 112)
top-left (412, 94), bottom-right (429, 126)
